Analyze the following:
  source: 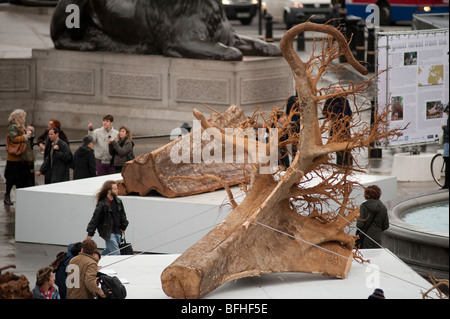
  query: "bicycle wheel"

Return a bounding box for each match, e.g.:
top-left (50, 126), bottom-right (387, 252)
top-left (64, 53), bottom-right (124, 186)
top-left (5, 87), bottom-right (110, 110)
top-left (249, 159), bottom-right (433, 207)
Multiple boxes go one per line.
top-left (430, 153), bottom-right (445, 187)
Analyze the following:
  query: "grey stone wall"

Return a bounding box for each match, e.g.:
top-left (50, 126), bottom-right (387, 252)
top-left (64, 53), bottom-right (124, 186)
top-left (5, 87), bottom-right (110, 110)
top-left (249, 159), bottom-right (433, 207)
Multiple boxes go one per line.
top-left (1, 49), bottom-right (293, 135)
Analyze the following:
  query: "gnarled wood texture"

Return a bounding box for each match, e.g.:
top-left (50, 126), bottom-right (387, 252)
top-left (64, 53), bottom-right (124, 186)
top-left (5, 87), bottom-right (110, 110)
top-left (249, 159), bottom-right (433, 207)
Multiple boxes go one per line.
top-left (160, 22), bottom-right (403, 299)
top-left (0, 265), bottom-right (33, 299)
top-left (118, 104), bottom-right (252, 197)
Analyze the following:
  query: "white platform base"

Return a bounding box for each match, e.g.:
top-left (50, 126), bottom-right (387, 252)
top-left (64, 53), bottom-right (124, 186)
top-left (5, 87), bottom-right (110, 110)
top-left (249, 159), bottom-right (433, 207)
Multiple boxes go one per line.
top-left (98, 249), bottom-right (433, 299)
top-left (391, 152), bottom-right (435, 182)
top-left (15, 173), bottom-right (397, 254)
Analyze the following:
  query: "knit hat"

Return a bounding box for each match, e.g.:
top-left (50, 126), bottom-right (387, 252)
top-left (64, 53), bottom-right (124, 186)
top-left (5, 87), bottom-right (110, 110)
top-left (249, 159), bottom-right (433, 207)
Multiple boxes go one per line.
top-left (83, 135), bottom-right (93, 146)
top-left (368, 288), bottom-right (385, 299)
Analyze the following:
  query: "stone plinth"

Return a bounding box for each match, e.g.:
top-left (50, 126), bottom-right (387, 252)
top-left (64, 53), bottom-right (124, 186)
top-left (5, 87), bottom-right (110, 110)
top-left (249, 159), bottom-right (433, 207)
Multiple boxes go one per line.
top-left (96, 250), bottom-right (433, 299)
top-left (15, 173), bottom-right (397, 254)
top-left (0, 58), bottom-right (36, 123)
top-left (391, 152), bottom-right (435, 182)
top-left (1, 49), bottom-right (293, 135)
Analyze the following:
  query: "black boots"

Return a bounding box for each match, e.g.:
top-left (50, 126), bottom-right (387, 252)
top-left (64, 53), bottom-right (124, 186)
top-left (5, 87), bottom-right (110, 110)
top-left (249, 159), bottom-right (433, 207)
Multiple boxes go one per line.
top-left (3, 194), bottom-right (13, 205)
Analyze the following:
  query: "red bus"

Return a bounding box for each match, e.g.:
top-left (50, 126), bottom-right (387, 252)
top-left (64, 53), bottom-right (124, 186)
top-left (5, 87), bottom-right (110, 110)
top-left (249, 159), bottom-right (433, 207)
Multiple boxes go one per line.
top-left (345, 0), bottom-right (449, 25)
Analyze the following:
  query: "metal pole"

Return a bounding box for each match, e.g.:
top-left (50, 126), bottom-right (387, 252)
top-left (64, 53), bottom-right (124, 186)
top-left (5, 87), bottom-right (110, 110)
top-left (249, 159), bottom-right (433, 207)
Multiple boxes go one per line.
top-left (265, 14), bottom-right (273, 42)
top-left (355, 19), bottom-right (365, 62)
top-left (296, 13), bottom-right (306, 51)
top-left (367, 26), bottom-right (375, 73)
top-left (258, 0), bottom-right (262, 36)
top-left (369, 100), bottom-right (382, 158)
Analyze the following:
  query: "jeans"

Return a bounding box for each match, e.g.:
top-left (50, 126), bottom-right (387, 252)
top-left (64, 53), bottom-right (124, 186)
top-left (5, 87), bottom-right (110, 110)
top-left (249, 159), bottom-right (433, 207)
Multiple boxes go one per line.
top-left (443, 142), bottom-right (449, 158)
top-left (102, 233), bottom-right (121, 256)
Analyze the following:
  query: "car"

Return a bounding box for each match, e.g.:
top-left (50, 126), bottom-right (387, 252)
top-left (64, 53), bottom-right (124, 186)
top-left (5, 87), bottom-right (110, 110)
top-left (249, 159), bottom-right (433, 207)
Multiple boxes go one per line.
top-left (288, 0), bottom-right (335, 26)
top-left (263, 0), bottom-right (335, 29)
top-left (262, 0), bottom-right (291, 24)
top-left (222, 0), bottom-right (259, 25)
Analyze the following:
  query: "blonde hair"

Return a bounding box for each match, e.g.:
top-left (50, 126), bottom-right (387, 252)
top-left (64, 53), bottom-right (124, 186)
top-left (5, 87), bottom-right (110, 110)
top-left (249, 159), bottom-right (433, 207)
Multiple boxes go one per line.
top-left (8, 109), bottom-right (26, 125)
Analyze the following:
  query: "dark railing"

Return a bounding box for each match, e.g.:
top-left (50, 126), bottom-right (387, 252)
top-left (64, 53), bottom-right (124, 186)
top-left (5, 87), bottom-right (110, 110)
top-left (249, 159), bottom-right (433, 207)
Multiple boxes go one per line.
top-left (0, 133), bottom-right (172, 148)
top-left (0, 107), bottom-right (375, 148)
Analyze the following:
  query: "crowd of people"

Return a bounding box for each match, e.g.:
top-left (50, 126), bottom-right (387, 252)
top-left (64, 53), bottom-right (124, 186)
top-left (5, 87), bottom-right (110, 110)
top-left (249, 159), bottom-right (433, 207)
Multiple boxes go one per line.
top-left (32, 239), bottom-right (106, 299)
top-left (3, 110), bottom-right (135, 206)
top-left (2, 97), bottom-right (446, 299)
top-left (3, 110), bottom-right (134, 299)
top-left (31, 179), bottom-right (129, 299)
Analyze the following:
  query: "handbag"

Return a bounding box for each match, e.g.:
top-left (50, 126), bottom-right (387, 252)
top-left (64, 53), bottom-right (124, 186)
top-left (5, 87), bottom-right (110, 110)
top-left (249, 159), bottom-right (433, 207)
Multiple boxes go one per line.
top-left (6, 134), bottom-right (27, 156)
top-left (119, 233), bottom-right (134, 255)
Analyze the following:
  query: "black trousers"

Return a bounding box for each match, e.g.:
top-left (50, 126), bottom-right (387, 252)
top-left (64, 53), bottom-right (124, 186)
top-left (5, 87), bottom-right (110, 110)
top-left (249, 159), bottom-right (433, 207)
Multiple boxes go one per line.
top-left (4, 160), bottom-right (35, 194)
top-left (336, 150), bottom-right (353, 166)
top-left (443, 156), bottom-right (449, 188)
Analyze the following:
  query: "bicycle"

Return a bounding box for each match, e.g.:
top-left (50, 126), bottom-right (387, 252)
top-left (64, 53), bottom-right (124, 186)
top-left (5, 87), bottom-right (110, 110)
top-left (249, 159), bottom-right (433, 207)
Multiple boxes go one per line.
top-left (430, 152), bottom-right (446, 187)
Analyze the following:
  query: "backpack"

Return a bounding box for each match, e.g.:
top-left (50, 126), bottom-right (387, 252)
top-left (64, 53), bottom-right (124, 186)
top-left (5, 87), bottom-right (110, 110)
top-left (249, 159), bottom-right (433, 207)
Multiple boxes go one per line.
top-left (97, 272), bottom-right (127, 299)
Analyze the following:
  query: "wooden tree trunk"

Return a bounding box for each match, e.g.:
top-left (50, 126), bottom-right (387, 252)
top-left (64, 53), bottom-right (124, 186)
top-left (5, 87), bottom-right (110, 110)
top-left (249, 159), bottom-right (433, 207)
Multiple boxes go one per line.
top-left (118, 104), bottom-right (251, 197)
top-left (161, 22), bottom-right (373, 299)
top-left (161, 173), bottom-right (358, 299)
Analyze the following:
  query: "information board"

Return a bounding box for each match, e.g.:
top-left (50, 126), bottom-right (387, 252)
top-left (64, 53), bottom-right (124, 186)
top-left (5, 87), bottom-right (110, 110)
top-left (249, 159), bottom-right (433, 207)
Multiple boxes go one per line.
top-left (377, 29), bottom-right (449, 146)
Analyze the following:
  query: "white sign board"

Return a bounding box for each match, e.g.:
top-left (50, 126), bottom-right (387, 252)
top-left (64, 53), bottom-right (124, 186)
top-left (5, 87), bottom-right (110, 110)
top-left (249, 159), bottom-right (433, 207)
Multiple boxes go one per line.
top-left (377, 29), bottom-right (449, 146)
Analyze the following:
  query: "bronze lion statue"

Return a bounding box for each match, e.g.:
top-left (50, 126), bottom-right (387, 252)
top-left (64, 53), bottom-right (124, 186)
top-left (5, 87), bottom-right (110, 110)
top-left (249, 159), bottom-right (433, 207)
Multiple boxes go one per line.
top-left (50, 0), bottom-right (281, 61)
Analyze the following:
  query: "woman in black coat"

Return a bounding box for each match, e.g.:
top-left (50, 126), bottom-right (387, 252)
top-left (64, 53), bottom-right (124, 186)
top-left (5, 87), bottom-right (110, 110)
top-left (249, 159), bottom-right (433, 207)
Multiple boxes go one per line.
top-left (73, 136), bottom-right (96, 180)
top-left (322, 84), bottom-right (353, 166)
top-left (37, 128), bottom-right (72, 184)
top-left (356, 185), bottom-right (389, 249)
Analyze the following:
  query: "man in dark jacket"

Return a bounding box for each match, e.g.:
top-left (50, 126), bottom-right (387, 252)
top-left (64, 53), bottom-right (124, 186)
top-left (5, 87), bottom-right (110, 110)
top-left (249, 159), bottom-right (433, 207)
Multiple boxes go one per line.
top-left (86, 180), bottom-right (129, 256)
top-left (442, 104), bottom-right (449, 189)
top-left (37, 118), bottom-right (70, 161)
top-left (322, 84), bottom-right (353, 166)
top-left (286, 93), bottom-right (301, 158)
top-left (37, 127), bottom-right (72, 183)
top-left (73, 136), bottom-right (96, 180)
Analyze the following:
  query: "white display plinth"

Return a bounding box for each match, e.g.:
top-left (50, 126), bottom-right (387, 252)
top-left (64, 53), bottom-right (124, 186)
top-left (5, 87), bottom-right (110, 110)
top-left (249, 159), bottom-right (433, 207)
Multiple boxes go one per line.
top-left (15, 173), bottom-right (397, 254)
top-left (97, 249), bottom-right (433, 299)
top-left (391, 152), bottom-right (435, 182)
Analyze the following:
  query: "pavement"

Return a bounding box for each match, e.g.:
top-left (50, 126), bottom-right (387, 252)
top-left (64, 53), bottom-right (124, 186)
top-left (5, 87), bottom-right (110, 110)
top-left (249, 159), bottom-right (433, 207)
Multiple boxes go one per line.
top-left (0, 3), bottom-right (445, 294)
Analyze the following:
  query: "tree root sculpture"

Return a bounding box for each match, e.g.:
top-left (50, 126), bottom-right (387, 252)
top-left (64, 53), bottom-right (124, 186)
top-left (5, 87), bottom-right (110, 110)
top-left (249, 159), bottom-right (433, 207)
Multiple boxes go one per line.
top-left (0, 265), bottom-right (33, 299)
top-left (160, 22), bottom-right (404, 299)
top-left (161, 173), bottom-right (360, 299)
top-left (421, 274), bottom-right (449, 299)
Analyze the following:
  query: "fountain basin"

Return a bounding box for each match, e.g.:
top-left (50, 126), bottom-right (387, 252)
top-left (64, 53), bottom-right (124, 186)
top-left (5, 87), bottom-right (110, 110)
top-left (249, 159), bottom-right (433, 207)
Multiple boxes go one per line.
top-left (382, 190), bottom-right (449, 279)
